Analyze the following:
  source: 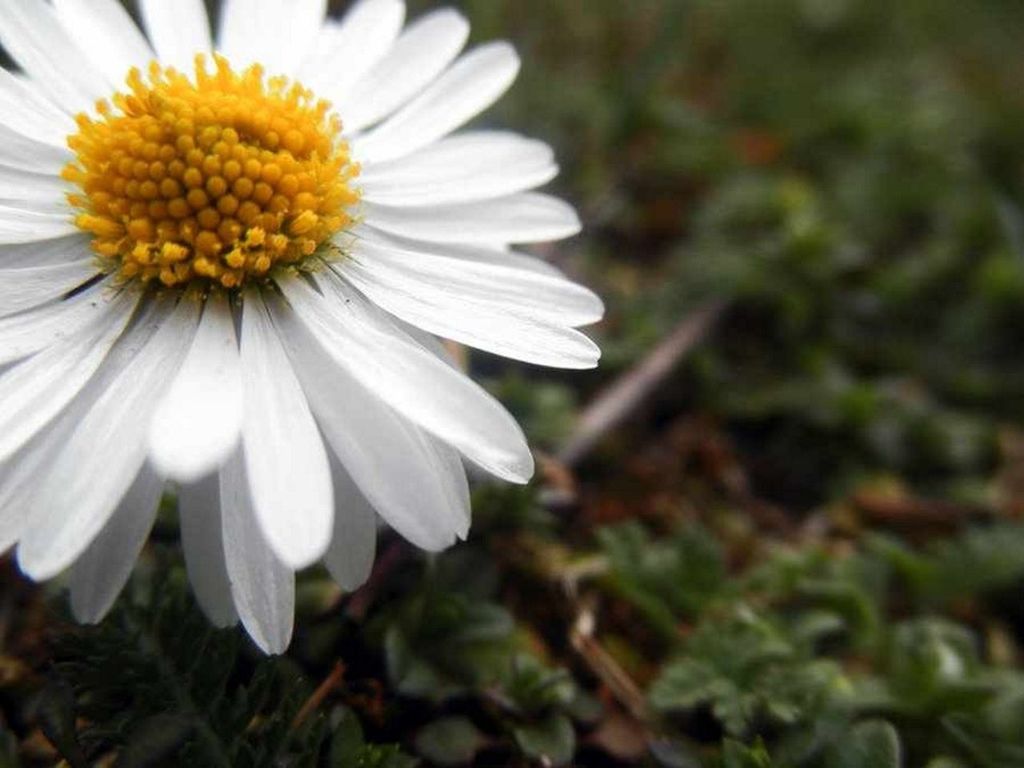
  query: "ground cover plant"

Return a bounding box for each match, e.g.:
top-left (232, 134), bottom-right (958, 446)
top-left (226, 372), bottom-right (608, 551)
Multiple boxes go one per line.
top-left (2, 0), bottom-right (1024, 765)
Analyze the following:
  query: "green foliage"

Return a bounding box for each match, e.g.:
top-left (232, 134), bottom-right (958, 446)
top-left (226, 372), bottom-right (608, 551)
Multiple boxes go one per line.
top-left (414, 718), bottom-right (486, 767)
top-left (827, 721), bottom-right (901, 768)
top-left (870, 524), bottom-right (1024, 606)
top-left (598, 522), bottom-right (727, 641)
top-left (720, 739), bottom-right (777, 768)
top-left (613, 517), bottom-right (1024, 766)
top-left (373, 554), bottom-right (587, 765)
top-left (381, 589), bottom-right (516, 702)
top-left (35, 560), bottom-right (413, 768)
top-left (330, 709), bottom-right (419, 768)
top-left (511, 713), bottom-right (575, 768)
top-left (650, 606), bottom-right (847, 736)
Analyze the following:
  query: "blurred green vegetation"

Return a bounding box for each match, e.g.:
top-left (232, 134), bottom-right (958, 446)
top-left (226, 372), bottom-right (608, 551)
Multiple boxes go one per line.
top-left (4, 0), bottom-right (1024, 765)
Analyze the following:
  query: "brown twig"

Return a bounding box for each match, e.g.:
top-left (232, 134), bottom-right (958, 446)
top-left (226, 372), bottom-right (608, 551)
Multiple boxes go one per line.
top-left (558, 300), bottom-right (727, 467)
top-left (290, 661), bottom-right (346, 731)
top-left (852, 492), bottom-right (989, 533)
top-left (569, 604), bottom-right (651, 725)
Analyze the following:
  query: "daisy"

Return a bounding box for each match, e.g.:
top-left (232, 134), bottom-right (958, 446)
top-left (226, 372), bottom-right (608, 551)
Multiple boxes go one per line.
top-left (0, 0), bottom-right (602, 653)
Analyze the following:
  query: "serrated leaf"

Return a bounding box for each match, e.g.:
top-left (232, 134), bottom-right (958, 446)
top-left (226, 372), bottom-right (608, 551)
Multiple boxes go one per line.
top-left (414, 717), bottom-right (486, 766)
top-left (598, 522), bottom-right (727, 639)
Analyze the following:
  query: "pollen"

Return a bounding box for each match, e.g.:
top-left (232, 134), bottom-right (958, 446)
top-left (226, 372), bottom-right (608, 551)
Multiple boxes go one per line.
top-left (63, 55), bottom-right (360, 289)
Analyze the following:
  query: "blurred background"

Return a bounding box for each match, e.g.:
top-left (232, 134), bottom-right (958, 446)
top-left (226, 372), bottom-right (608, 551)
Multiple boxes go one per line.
top-left (3, 0), bottom-right (1024, 766)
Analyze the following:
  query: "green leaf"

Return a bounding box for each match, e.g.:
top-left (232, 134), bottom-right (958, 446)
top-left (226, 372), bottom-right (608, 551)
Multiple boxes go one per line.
top-left (513, 713), bottom-right (576, 767)
top-left (32, 678), bottom-right (88, 768)
top-left (328, 709), bottom-right (418, 768)
top-left (648, 739), bottom-right (703, 768)
top-left (827, 721), bottom-right (901, 768)
top-left (650, 606), bottom-right (845, 735)
top-left (329, 708), bottom-right (366, 766)
top-left (598, 522), bottom-right (727, 639)
top-left (414, 717), bottom-right (486, 766)
top-left (334, 745), bottom-right (419, 768)
top-left (382, 591), bottom-right (516, 701)
top-left (722, 738), bottom-right (775, 768)
top-left (114, 713), bottom-right (194, 768)
top-left (500, 654), bottom-right (576, 717)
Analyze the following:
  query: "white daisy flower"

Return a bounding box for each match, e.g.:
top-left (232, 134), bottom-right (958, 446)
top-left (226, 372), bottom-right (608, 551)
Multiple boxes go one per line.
top-left (0, 0), bottom-right (602, 653)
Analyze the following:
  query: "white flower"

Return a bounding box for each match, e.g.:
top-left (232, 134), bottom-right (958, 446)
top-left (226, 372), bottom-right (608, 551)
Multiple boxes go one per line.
top-left (0, 0), bottom-right (602, 653)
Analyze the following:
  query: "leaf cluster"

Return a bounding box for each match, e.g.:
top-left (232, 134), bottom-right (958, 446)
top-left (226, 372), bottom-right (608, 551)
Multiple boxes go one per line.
top-left (596, 520), bottom-right (1024, 767)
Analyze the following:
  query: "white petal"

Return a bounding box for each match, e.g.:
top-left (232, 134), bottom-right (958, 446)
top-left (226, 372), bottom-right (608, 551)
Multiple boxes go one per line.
top-left (0, 198), bottom-right (71, 218)
top-left (17, 296), bottom-right (198, 580)
top-left (362, 192), bottom-right (581, 245)
top-left (179, 473), bottom-right (238, 627)
top-left (0, 259), bottom-right (97, 318)
top-left (240, 289), bottom-right (333, 569)
top-left (139, 0), bottom-right (213, 71)
top-left (0, 205), bottom-right (76, 245)
top-left (217, 0), bottom-right (268, 70)
top-left (360, 226), bottom-right (567, 278)
top-left (0, 0), bottom-right (107, 112)
top-left (271, 295), bottom-right (467, 550)
top-left (353, 42), bottom-right (520, 164)
top-left (275, 0), bottom-right (328, 76)
top-left (359, 132), bottom-right (556, 205)
top-left (337, 8), bottom-right (469, 133)
top-left (0, 421), bottom-right (69, 553)
top-left (337, 243), bottom-right (599, 368)
top-left (0, 123), bottom-right (73, 175)
top-left (0, 167), bottom-right (72, 207)
top-left (300, 0), bottom-right (405, 100)
top-left (149, 293), bottom-right (242, 482)
top-left (432, 437), bottom-right (471, 536)
top-left (277, 275), bottom-right (534, 483)
top-left (53, 0), bottom-right (154, 89)
top-left (69, 464), bottom-right (163, 623)
top-left (0, 233), bottom-right (91, 268)
top-left (350, 234), bottom-right (601, 326)
top-left (394, 320), bottom-right (458, 368)
top-left (0, 287), bottom-right (135, 462)
top-left (0, 455), bottom-right (27, 553)
top-left (219, 0), bottom-right (324, 74)
top-left (0, 276), bottom-right (116, 365)
top-left (323, 456), bottom-right (377, 591)
top-left (0, 67), bottom-right (76, 145)
top-left (220, 448), bottom-right (294, 654)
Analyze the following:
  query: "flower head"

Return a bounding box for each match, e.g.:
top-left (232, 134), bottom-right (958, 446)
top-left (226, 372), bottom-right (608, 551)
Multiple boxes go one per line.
top-left (66, 55), bottom-right (359, 288)
top-left (0, 0), bottom-right (602, 653)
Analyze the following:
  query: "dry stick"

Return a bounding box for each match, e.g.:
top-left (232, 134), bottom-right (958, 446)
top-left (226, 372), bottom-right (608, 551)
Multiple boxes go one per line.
top-left (291, 661), bottom-right (346, 731)
top-left (558, 300), bottom-right (727, 467)
top-left (570, 606), bottom-right (651, 724)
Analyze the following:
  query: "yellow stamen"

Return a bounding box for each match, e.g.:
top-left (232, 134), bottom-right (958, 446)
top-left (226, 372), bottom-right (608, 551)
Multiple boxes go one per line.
top-left (64, 55), bottom-right (360, 290)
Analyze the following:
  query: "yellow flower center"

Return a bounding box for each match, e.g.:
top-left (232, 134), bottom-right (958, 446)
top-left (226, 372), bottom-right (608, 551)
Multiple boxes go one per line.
top-left (63, 55), bottom-right (359, 289)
